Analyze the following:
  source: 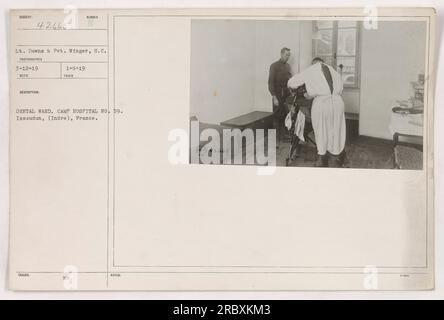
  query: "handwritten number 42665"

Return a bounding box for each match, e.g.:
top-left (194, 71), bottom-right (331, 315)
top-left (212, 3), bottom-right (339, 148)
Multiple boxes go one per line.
top-left (36, 21), bottom-right (66, 30)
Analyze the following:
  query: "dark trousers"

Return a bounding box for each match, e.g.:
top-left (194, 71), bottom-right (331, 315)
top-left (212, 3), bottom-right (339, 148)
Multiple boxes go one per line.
top-left (272, 94), bottom-right (289, 142)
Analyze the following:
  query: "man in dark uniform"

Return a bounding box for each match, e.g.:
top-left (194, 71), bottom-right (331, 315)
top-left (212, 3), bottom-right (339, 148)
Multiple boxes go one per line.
top-left (268, 47), bottom-right (292, 147)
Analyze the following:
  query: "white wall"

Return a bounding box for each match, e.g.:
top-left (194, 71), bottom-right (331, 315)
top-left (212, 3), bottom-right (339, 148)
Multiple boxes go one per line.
top-left (253, 20), bottom-right (313, 111)
top-left (359, 21), bottom-right (426, 139)
top-left (342, 90), bottom-right (360, 114)
top-left (190, 20), bottom-right (312, 124)
top-left (190, 20), bottom-right (256, 124)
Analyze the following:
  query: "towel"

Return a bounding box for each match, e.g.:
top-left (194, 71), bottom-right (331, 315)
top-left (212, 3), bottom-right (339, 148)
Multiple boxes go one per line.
top-left (285, 110), bottom-right (305, 142)
top-left (294, 110), bottom-right (306, 142)
top-left (285, 111), bottom-right (293, 130)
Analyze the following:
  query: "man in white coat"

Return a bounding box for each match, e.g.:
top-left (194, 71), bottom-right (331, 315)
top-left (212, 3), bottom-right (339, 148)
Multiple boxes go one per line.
top-left (287, 57), bottom-right (347, 167)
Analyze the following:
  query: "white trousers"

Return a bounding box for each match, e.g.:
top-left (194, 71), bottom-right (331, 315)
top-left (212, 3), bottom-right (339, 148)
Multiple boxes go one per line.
top-left (311, 95), bottom-right (346, 156)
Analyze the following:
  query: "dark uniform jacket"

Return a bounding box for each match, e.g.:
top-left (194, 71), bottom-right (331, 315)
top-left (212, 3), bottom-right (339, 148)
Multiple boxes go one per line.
top-left (268, 59), bottom-right (292, 102)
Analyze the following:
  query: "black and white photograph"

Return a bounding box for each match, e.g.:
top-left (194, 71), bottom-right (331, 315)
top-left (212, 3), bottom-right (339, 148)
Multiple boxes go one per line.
top-left (2, 5), bottom-right (439, 297)
top-left (190, 19), bottom-right (426, 169)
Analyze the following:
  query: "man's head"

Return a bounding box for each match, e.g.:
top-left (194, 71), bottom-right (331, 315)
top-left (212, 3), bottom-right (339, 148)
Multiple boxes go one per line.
top-left (280, 48), bottom-right (291, 62)
top-left (311, 57), bottom-right (324, 65)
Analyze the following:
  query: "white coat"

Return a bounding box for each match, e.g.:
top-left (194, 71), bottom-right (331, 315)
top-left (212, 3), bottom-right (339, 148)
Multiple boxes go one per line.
top-left (287, 62), bottom-right (346, 156)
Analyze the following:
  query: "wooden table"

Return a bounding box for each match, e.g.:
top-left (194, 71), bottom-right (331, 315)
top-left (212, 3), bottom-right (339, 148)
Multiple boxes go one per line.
top-left (220, 111), bottom-right (273, 130)
top-left (220, 111), bottom-right (274, 164)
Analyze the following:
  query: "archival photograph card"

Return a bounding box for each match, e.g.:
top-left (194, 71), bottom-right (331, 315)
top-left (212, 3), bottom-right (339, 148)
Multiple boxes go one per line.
top-left (8, 7), bottom-right (435, 291)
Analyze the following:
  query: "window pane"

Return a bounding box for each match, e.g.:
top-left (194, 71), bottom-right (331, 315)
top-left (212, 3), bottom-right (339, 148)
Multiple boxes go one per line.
top-left (337, 28), bottom-right (357, 56)
top-left (338, 21), bottom-right (357, 28)
top-left (337, 56), bottom-right (356, 86)
top-left (314, 29), bottom-right (333, 55)
top-left (316, 21), bottom-right (334, 29)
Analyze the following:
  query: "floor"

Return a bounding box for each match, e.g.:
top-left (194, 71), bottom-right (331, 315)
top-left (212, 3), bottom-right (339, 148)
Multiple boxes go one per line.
top-left (278, 134), bottom-right (397, 169)
top-left (198, 129), bottom-right (421, 170)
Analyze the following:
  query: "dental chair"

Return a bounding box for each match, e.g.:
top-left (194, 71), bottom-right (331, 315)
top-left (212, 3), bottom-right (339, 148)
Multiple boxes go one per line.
top-left (284, 84), bottom-right (316, 166)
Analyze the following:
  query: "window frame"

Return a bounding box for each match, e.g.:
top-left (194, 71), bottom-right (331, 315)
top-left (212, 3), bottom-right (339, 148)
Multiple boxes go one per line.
top-left (312, 21), bottom-right (361, 89)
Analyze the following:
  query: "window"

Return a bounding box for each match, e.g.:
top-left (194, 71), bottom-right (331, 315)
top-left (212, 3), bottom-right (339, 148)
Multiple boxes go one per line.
top-left (313, 21), bottom-right (361, 88)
